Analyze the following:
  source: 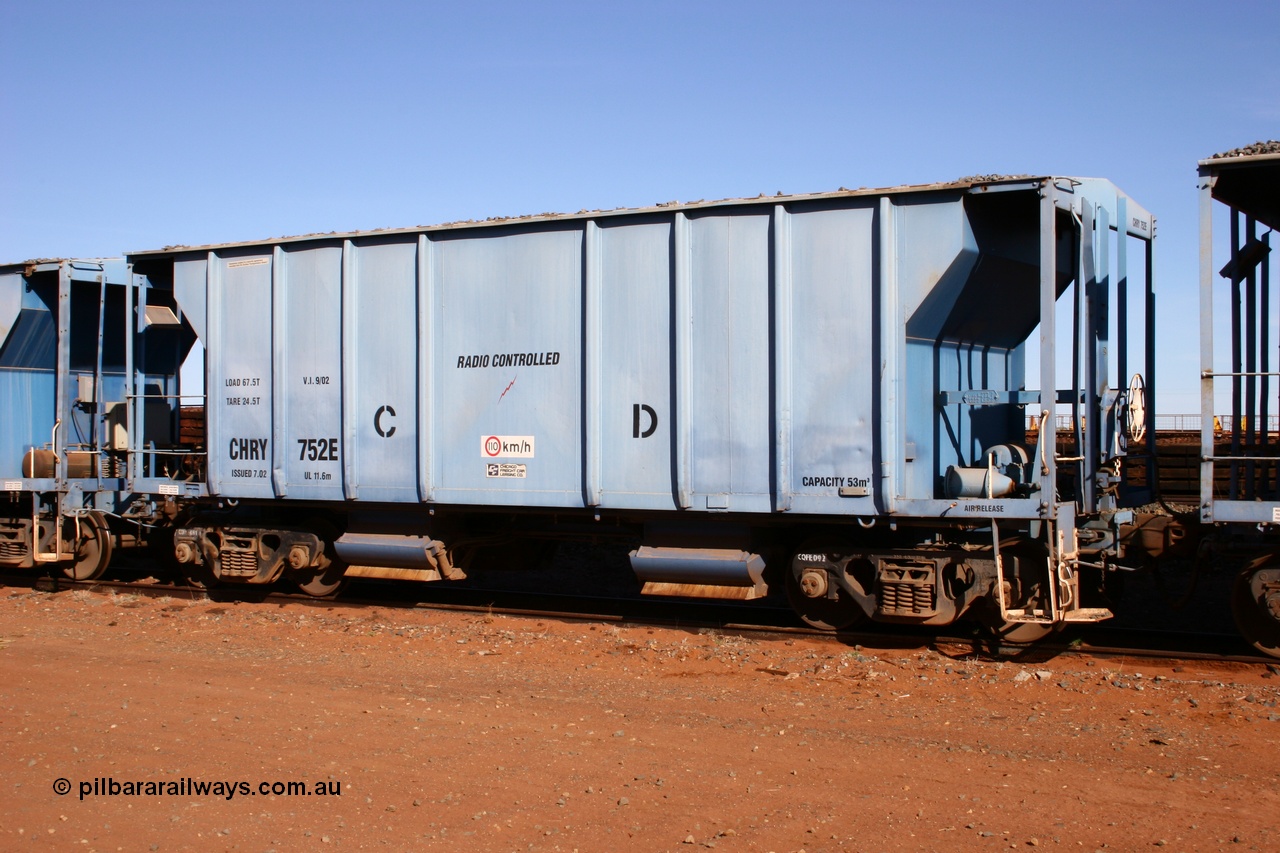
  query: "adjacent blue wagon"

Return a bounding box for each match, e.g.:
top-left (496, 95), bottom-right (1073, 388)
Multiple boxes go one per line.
top-left (0, 258), bottom-right (195, 579)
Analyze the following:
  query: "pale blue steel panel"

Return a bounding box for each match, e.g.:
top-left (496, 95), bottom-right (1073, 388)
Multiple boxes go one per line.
top-left (1199, 169), bottom-right (1216, 521)
top-left (417, 234), bottom-right (435, 502)
top-left (673, 213), bottom-right (692, 508)
top-left (0, 371), bottom-right (55, 478)
top-left (772, 205), bottom-right (792, 512)
top-left (935, 341), bottom-right (1017, 467)
top-left (172, 258), bottom-right (208, 342)
top-left (786, 205), bottom-right (876, 515)
top-left (210, 251), bottom-right (274, 498)
top-left (1037, 187), bottom-right (1058, 505)
top-left (351, 240), bottom-right (419, 502)
top-left (1095, 204), bottom-right (1110, 402)
top-left (598, 218), bottom-right (675, 509)
top-left (584, 220), bottom-right (602, 506)
top-left (1116, 196), bottom-right (1129, 394)
top-left (281, 244), bottom-right (344, 500)
top-left (689, 212), bottom-right (772, 511)
top-left (341, 241), bottom-right (357, 499)
top-left (271, 246), bottom-right (287, 497)
top-left (0, 268), bottom-right (53, 473)
top-left (878, 196), bottom-right (899, 512)
top-left (55, 265), bottom-right (70, 483)
top-left (433, 227), bottom-right (584, 505)
top-left (896, 196), bottom-right (976, 499)
top-left (0, 270), bottom-right (21, 346)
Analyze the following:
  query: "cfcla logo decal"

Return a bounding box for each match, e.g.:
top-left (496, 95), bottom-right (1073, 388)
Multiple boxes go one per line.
top-left (374, 405), bottom-right (396, 438)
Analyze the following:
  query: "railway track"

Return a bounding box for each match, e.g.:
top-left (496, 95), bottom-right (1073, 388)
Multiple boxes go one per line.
top-left (3, 563), bottom-right (1269, 668)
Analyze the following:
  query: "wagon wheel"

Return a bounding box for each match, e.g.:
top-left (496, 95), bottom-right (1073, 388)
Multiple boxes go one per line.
top-left (296, 560), bottom-right (348, 598)
top-left (984, 620), bottom-right (1055, 644)
top-left (1232, 563), bottom-right (1280, 659)
top-left (182, 561), bottom-right (219, 591)
top-left (179, 528), bottom-right (219, 590)
top-left (785, 544), bottom-right (865, 631)
top-left (293, 517), bottom-right (347, 597)
top-left (61, 512), bottom-right (113, 581)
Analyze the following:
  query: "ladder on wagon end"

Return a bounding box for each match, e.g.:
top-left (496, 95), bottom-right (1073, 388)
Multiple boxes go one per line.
top-left (28, 421), bottom-right (67, 565)
top-left (990, 512), bottom-right (1113, 627)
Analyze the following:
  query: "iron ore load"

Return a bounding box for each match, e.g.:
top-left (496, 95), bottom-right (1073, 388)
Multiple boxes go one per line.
top-left (112, 176), bottom-right (1155, 639)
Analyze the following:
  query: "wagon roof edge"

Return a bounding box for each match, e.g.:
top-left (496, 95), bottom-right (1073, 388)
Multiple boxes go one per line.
top-left (0, 258), bottom-right (124, 273)
top-left (124, 174), bottom-right (1128, 258)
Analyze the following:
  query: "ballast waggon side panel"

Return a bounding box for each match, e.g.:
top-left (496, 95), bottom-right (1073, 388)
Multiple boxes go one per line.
top-left (128, 175), bottom-right (1160, 633)
top-left (132, 176), bottom-right (1152, 524)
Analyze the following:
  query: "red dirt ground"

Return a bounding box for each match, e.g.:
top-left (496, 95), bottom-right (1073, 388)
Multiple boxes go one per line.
top-left (2, 585), bottom-right (1279, 852)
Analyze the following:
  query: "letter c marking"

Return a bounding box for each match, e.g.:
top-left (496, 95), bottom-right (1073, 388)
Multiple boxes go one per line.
top-left (374, 405), bottom-right (397, 438)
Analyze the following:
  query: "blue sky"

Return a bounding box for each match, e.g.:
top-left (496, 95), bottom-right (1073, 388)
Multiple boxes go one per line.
top-left (2, 1), bottom-right (1277, 411)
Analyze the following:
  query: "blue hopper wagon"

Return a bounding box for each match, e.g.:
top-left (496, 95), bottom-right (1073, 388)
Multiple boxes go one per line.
top-left (121, 176), bottom-right (1156, 635)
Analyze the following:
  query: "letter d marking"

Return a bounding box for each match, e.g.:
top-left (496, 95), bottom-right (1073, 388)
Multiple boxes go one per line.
top-left (632, 403), bottom-right (658, 439)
